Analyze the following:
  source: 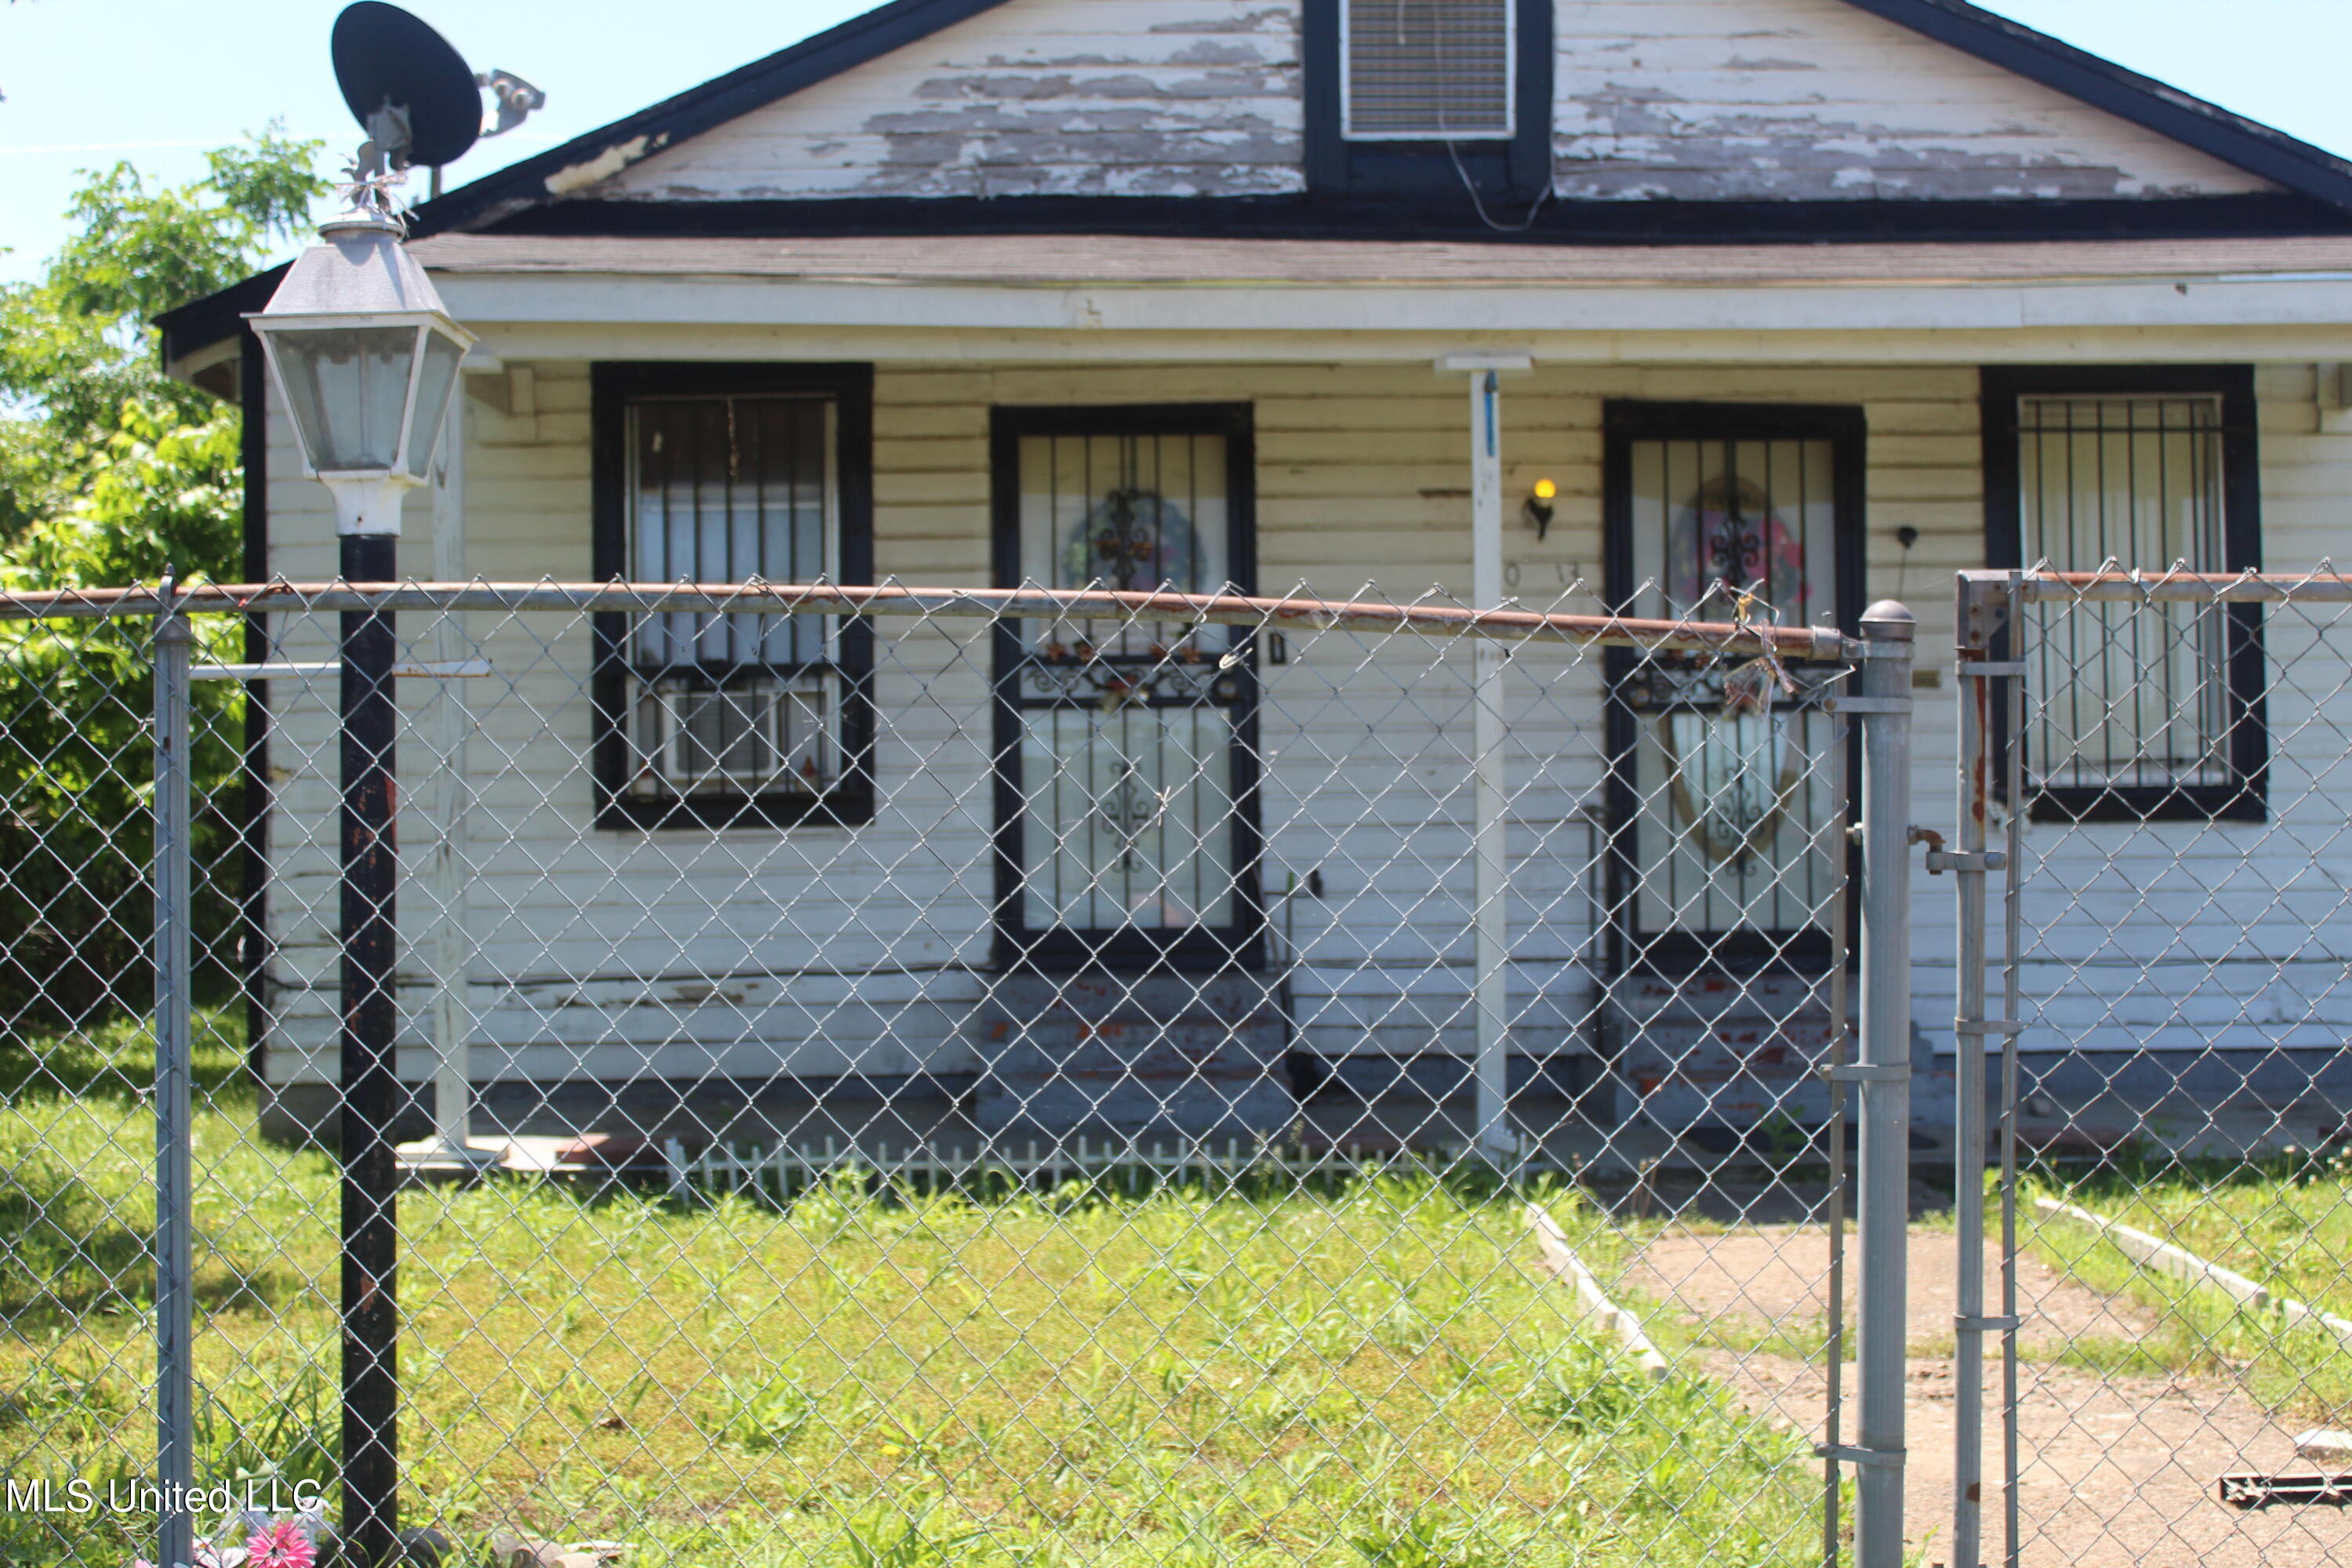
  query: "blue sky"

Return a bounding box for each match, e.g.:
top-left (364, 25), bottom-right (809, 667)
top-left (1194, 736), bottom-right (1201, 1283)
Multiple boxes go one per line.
top-left (3, 0), bottom-right (2349, 287)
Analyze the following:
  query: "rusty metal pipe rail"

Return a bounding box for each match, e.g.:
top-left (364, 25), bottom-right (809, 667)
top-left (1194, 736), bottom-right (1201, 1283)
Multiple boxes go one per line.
top-left (1965, 568), bottom-right (2352, 604)
top-left (0, 579), bottom-right (1856, 660)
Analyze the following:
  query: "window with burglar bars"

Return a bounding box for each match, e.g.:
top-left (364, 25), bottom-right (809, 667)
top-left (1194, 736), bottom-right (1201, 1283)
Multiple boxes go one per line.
top-left (1341, 0), bottom-right (1515, 140)
top-left (1987, 368), bottom-right (2265, 818)
top-left (593, 364), bottom-right (876, 828)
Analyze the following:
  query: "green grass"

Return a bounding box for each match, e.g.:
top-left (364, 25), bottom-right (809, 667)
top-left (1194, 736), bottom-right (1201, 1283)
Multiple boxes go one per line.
top-left (2018, 1156), bottom-right (2352, 1421)
top-left (1, 1015), bottom-right (1831, 1568)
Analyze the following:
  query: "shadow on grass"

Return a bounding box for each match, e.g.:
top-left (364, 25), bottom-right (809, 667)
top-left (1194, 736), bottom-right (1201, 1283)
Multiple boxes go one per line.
top-left (2, 1010), bottom-right (317, 1328)
top-left (0, 1005), bottom-right (247, 1103)
top-left (0, 1166), bottom-right (315, 1328)
top-left (2021, 1139), bottom-right (2350, 1207)
top-left (0, 1159), bottom-right (153, 1322)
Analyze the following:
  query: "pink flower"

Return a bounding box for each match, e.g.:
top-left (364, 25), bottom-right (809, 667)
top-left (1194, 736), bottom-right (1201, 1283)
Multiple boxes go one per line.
top-left (243, 1522), bottom-right (316, 1568)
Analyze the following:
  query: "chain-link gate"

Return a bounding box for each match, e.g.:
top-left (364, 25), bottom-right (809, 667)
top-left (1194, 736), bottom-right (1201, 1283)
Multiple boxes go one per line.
top-left (1953, 567), bottom-right (2352, 1567)
top-left (2, 578), bottom-right (1921, 1568)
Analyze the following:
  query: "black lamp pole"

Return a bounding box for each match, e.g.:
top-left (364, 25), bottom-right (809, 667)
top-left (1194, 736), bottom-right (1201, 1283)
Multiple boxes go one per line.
top-left (339, 528), bottom-right (401, 1568)
top-left (249, 187), bottom-right (472, 1568)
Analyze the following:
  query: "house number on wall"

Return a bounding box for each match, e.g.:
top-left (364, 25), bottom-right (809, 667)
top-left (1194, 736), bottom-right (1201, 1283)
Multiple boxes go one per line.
top-left (1504, 561), bottom-right (1584, 592)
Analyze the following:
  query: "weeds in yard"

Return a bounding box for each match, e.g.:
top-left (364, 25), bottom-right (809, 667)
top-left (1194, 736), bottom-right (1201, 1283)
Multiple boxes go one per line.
top-left (2, 1014), bottom-right (1835, 1568)
top-left (0, 1345), bottom-right (129, 1442)
top-left (707, 1373), bottom-right (824, 1453)
top-left (2019, 1162), bottom-right (2352, 1420)
top-left (1520, 1339), bottom-right (1657, 1433)
top-left (1348, 1508), bottom-right (1501, 1568)
top-left (196, 1357), bottom-right (339, 1499)
top-left (833, 1501), bottom-right (984, 1568)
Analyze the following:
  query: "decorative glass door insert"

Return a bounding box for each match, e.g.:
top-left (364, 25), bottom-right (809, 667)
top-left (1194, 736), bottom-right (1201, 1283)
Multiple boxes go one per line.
top-left (992, 408), bottom-right (1260, 968)
top-left (1607, 412), bottom-right (1859, 967)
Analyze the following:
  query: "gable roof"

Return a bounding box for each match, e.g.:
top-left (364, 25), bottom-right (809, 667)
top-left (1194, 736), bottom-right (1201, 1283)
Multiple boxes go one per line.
top-left (398, 0), bottom-right (2352, 238)
top-left (154, 0), bottom-right (2352, 363)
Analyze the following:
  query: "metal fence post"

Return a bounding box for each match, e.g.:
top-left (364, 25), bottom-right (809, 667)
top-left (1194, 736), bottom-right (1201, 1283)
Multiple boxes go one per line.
top-left (340, 545), bottom-right (402, 1568)
top-left (1854, 600), bottom-right (1915, 1568)
top-left (1819, 717), bottom-right (1855, 1568)
top-left (152, 595), bottom-right (194, 1568)
top-left (1995, 574), bottom-right (2025, 1568)
top-left (1951, 574), bottom-right (2022, 1568)
top-left (427, 397), bottom-right (474, 1163)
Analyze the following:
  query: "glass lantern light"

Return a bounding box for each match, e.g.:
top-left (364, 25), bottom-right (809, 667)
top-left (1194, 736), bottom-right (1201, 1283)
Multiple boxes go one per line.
top-left (246, 205), bottom-right (474, 536)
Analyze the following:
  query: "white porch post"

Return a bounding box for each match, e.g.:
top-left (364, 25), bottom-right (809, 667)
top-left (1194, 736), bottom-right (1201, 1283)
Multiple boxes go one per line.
top-left (1439, 353), bottom-right (1531, 1162)
top-left (426, 393), bottom-right (475, 1157)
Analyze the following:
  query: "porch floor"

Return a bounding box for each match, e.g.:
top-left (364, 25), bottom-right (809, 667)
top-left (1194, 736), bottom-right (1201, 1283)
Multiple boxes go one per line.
top-left (270, 1072), bottom-right (2341, 1199)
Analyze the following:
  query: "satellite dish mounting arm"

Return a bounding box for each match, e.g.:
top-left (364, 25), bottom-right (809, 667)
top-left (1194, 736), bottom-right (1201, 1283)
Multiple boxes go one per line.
top-left (477, 70), bottom-right (546, 138)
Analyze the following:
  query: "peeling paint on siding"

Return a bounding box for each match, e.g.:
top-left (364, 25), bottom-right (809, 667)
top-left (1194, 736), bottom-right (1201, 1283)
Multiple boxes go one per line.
top-left (545, 133), bottom-right (670, 196)
top-left (1552, 0), bottom-right (2277, 201)
top-left (1149, 5), bottom-right (1293, 35)
top-left (574, 0), bottom-right (2273, 207)
top-left (600, 0), bottom-right (1305, 202)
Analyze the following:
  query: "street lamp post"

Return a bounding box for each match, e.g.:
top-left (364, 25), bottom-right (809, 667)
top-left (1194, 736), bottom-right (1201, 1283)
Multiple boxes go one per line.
top-left (248, 199), bottom-right (471, 1568)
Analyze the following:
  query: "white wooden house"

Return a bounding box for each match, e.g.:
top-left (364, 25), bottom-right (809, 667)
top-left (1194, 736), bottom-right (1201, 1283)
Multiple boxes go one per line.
top-left (158, 0), bottom-right (2352, 1152)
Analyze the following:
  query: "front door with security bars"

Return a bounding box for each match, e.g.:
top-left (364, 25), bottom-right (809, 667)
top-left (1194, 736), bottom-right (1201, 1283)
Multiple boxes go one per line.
top-left (989, 405), bottom-right (1263, 971)
top-left (1602, 403), bottom-right (1863, 974)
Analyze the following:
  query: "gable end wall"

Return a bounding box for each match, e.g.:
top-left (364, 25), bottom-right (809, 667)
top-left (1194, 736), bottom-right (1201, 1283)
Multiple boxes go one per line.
top-left (586, 0), bottom-right (2278, 208)
top-left (1552, 0), bottom-right (2277, 200)
top-left (603, 0), bottom-right (1307, 201)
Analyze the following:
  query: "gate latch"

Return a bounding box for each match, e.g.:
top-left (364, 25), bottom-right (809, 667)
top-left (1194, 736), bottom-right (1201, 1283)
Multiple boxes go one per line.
top-left (1924, 848), bottom-right (2006, 876)
top-left (1816, 1443), bottom-right (1904, 1468)
top-left (1817, 1062), bottom-right (1909, 1083)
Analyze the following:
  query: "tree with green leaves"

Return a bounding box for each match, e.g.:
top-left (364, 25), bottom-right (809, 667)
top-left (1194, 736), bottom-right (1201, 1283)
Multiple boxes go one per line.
top-left (0, 132), bottom-right (324, 1029)
top-left (2, 131), bottom-right (321, 547)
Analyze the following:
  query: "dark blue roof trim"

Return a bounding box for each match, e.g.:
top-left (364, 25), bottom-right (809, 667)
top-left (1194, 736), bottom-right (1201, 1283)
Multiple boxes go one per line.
top-left (474, 192), bottom-right (2350, 245)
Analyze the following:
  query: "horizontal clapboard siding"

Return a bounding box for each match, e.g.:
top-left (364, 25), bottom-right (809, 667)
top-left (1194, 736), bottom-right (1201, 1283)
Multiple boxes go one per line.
top-left (600, 0), bottom-right (1305, 201)
top-left (1551, 0), bottom-right (2280, 201)
top-left (253, 357), bottom-right (2352, 1083)
top-left (564, 0), bottom-right (2278, 208)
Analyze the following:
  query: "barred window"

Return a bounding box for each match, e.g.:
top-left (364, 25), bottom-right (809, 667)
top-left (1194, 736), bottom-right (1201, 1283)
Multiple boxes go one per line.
top-left (1988, 368), bottom-right (2263, 821)
top-left (624, 394), bottom-right (836, 805)
top-left (1341, 0), bottom-right (1515, 140)
top-left (593, 365), bottom-right (875, 829)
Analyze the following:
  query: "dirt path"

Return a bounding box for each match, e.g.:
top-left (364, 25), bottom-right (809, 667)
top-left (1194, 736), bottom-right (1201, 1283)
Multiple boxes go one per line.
top-left (1628, 1225), bottom-right (2352, 1567)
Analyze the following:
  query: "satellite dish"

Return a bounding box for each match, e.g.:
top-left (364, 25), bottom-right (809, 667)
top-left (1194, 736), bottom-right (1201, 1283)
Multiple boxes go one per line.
top-left (332, 2), bottom-right (481, 171)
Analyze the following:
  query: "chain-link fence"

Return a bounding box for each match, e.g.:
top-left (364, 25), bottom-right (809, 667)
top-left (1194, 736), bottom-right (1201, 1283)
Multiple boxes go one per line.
top-left (1952, 567), bottom-right (2352, 1568)
top-left (2, 579), bottom-right (1933, 1568)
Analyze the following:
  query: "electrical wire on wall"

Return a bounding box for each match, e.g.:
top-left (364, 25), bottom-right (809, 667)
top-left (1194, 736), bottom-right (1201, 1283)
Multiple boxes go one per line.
top-left (1415, 0), bottom-right (1550, 234)
top-left (1447, 137), bottom-right (1552, 232)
